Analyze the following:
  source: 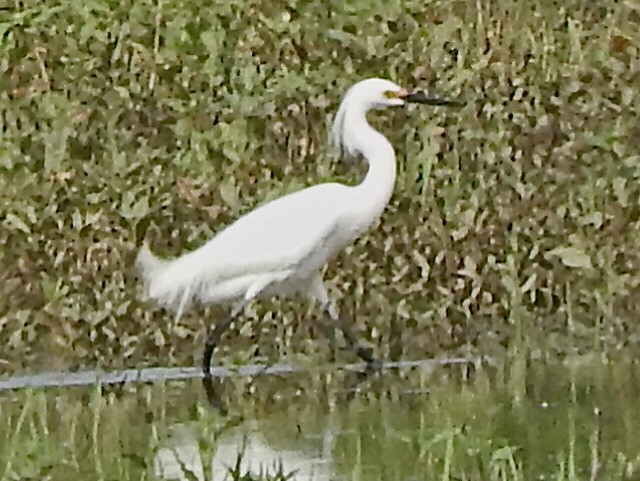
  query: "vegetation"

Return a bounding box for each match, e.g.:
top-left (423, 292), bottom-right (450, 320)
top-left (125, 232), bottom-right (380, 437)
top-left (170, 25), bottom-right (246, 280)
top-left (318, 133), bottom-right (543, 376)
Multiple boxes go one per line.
top-left (1, 0), bottom-right (640, 373)
top-left (1, 360), bottom-right (639, 480)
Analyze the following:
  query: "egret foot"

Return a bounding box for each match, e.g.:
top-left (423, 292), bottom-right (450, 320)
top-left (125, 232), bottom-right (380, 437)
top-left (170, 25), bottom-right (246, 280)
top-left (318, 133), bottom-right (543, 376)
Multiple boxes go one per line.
top-left (355, 345), bottom-right (382, 370)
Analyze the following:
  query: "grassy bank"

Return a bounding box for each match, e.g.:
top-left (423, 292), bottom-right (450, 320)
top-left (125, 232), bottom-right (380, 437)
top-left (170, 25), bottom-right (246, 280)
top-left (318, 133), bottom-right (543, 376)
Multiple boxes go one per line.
top-left (1, 0), bottom-right (639, 372)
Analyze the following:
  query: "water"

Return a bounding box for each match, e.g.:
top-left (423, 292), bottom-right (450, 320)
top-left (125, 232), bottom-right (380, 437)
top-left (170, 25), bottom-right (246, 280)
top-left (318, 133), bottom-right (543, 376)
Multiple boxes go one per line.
top-left (0, 358), bottom-right (638, 481)
top-left (0, 357), bottom-right (473, 390)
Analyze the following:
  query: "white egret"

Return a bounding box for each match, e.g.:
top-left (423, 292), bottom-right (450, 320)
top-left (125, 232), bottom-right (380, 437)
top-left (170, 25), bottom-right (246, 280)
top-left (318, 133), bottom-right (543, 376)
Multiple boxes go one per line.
top-left (136, 78), bottom-right (462, 375)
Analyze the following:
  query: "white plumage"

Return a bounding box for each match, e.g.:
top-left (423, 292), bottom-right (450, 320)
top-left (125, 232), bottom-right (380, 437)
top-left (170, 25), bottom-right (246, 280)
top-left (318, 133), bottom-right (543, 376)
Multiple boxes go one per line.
top-left (135, 77), bottom-right (460, 373)
top-left (138, 182), bottom-right (352, 316)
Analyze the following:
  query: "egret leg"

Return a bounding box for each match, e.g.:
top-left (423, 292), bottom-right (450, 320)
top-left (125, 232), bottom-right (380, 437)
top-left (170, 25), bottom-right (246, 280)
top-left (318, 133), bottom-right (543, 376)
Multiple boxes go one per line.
top-left (309, 275), bottom-right (382, 368)
top-left (202, 300), bottom-right (246, 376)
top-left (201, 308), bottom-right (243, 413)
top-left (324, 304), bottom-right (381, 367)
top-left (202, 276), bottom-right (276, 376)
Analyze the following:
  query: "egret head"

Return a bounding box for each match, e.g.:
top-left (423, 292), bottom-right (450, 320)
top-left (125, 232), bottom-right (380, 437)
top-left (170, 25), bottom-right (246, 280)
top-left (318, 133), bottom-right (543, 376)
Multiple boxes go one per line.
top-left (344, 78), bottom-right (410, 109)
top-left (339, 77), bottom-right (462, 111)
top-left (330, 77), bottom-right (462, 157)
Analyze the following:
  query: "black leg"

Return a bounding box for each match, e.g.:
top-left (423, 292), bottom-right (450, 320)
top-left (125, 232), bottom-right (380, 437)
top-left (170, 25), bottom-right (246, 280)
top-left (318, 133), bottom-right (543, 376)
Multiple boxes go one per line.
top-left (312, 315), bottom-right (338, 362)
top-left (202, 315), bottom-right (235, 376)
top-left (321, 313), bottom-right (382, 369)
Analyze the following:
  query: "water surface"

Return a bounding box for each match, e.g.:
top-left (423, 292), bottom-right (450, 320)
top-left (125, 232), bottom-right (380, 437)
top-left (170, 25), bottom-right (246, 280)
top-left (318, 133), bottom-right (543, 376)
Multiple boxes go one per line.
top-left (1, 358), bottom-right (638, 481)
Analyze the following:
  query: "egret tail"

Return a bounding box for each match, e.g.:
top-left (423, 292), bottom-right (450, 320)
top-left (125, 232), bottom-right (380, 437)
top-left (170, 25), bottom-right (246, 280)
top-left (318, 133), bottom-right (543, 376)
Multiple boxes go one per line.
top-left (136, 243), bottom-right (165, 283)
top-left (136, 243), bottom-right (196, 321)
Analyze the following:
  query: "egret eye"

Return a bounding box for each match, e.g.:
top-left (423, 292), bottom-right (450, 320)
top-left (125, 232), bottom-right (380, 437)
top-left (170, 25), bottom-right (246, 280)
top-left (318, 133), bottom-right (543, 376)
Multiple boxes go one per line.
top-left (383, 90), bottom-right (400, 99)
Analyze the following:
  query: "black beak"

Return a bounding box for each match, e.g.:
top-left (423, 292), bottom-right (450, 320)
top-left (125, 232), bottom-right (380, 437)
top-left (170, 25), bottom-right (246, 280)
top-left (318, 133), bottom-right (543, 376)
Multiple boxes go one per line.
top-left (401, 90), bottom-right (465, 107)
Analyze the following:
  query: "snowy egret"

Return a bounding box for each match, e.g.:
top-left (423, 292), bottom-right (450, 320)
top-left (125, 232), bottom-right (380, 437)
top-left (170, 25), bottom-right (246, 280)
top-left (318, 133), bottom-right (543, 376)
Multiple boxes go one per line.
top-left (136, 78), bottom-right (462, 375)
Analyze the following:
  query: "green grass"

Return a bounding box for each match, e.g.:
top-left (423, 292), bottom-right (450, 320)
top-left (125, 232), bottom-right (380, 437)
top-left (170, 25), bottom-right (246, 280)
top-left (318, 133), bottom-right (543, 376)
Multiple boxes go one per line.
top-left (1, 360), bottom-right (639, 480)
top-left (1, 0), bottom-right (640, 372)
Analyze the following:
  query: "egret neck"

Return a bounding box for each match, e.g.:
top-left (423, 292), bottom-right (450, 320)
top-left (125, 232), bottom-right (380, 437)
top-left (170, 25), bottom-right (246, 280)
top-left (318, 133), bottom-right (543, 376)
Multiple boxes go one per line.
top-left (347, 112), bottom-right (397, 235)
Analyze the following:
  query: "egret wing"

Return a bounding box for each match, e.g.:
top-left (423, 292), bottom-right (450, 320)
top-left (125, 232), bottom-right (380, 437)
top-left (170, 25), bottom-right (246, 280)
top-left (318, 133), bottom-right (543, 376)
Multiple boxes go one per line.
top-left (192, 182), bottom-right (351, 282)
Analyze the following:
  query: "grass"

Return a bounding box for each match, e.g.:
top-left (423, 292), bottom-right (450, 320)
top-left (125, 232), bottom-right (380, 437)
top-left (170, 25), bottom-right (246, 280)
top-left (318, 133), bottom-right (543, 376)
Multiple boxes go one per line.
top-left (1, 0), bottom-right (640, 373)
top-left (0, 359), bottom-right (639, 480)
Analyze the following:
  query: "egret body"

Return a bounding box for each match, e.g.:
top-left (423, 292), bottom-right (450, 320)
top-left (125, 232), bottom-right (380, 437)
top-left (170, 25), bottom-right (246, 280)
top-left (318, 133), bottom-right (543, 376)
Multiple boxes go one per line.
top-left (136, 78), bottom-right (460, 375)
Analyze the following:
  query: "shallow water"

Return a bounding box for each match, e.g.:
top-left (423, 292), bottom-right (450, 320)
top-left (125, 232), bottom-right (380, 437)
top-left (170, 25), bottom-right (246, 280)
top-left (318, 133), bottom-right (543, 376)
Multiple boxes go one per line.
top-left (1, 357), bottom-right (639, 481)
top-left (0, 357), bottom-right (472, 390)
